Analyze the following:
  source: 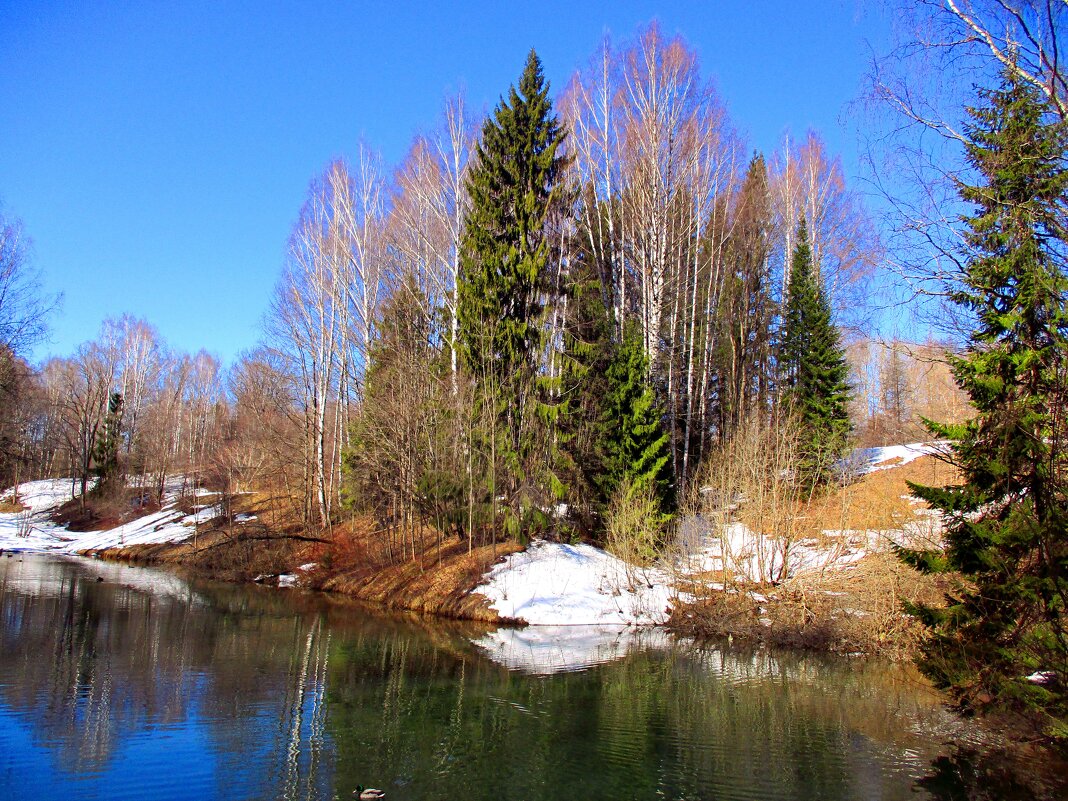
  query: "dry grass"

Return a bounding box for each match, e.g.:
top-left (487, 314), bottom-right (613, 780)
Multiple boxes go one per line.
top-left (305, 513), bottom-right (522, 621)
top-left (0, 499), bottom-right (25, 513)
top-left (672, 454), bottom-right (959, 660)
top-left (804, 454), bottom-right (962, 535)
top-left (93, 489), bottom-right (305, 580)
top-left (97, 487), bottom-right (523, 623)
top-left (320, 536), bottom-right (521, 621)
top-left (672, 552), bottom-right (949, 660)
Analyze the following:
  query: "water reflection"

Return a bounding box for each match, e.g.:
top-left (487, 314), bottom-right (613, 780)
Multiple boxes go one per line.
top-left (0, 554), bottom-right (1001, 801)
top-left (472, 624), bottom-right (673, 674)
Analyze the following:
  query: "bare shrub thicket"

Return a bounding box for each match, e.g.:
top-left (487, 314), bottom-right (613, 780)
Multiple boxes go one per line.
top-left (687, 414), bottom-right (811, 586)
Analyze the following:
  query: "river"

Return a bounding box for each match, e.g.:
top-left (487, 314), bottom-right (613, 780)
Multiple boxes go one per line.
top-left (0, 552), bottom-right (1018, 800)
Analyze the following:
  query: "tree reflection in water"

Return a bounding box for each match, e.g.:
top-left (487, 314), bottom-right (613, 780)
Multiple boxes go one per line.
top-left (0, 554), bottom-right (1039, 801)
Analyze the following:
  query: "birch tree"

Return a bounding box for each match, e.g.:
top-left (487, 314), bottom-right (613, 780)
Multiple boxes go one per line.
top-left (389, 95), bottom-right (475, 381)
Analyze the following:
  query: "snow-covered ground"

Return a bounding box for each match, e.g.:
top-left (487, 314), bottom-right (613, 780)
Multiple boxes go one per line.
top-left (475, 443), bottom-right (948, 626)
top-left (476, 540), bottom-right (680, 625)
top-left (846, 442), bottom-right (947, 474)
top-left (0, 478), bottom-right (220, 554)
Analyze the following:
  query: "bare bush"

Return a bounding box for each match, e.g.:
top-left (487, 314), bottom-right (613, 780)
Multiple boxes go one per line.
top-left (687, 414), bottom-right (810, 585)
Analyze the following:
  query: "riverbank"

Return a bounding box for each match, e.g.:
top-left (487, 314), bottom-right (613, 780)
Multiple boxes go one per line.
top-left (0, 445), bottom-right (951, 657)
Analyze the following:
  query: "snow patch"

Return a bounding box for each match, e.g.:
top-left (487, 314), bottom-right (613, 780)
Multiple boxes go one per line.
top-left (0, 478), bottom-right (220, 554)
top-left (1026, 671), bottom-right (1056, 684)
top-left (846, 442), bottom-right (947, 475)
top-left (0, 478), bottom-right (86, 514)
top-left (678, 521), bottom-right (868, 584)
top-left (475, 540), bottom-right (679, 626)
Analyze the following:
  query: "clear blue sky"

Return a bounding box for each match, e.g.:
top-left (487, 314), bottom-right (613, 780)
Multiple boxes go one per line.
top-left (1, 0), bottom-right (891, 366)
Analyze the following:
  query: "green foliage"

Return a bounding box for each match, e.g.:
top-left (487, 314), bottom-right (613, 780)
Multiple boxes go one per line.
top-left (415, 469), bottom-right (469, 541)
top-left (779, 218), bottom-right (852, 486)
top-left (92, 391), bottom-right (124, 493)
top-left (604, 478), bottom-right (669, 570)
top-left (555, 258), bottom-right (615, 534)
top-left (454, 49), bottom-right (567, 539)
top-left (900, 69), bottom-right (1068, 739)
top-left (456, 48), bottom-right (566, 407)
top-left (597, 323), bottom-right (673, 519)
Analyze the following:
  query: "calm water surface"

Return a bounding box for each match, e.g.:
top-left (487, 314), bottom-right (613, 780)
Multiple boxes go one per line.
top-left (0, 553), bottom-right (985, 800)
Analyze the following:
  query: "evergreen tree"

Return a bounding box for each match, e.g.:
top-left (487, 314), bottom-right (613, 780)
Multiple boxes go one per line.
top-left (92, 391), bottom-right (124, 493)
top-left (779, 218), bottom-right (852, 485)
top-left (597, 322), bottom-right (673, 514)
top-left (557, 257), bottom-right (615, 534)
top-left (455, 49), bottom-right (567, 533)
top-left (900, 70), bottom-right (1068, 738)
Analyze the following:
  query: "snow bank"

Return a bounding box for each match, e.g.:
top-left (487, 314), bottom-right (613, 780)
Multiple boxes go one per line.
top-left (68, 504), bottom-right (222, 552)
top-left (0, 478), bottom-right (84, 514)
top-left (475, 540), bottom-right (679, 626)
top-left (473, 624), bottom-right (673, 674)
top-left (0, 478), bottom-right (220, 554)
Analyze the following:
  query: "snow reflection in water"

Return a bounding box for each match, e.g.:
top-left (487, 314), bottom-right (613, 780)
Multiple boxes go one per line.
top-left (473, 624), bottom-right (673, 674)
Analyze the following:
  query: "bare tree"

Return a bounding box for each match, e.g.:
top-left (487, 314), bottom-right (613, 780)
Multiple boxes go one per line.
top-left (863, 0), bottom-right (1067, 334)
top-left (771, 131), bottom-right (880, 332)
top-left (388, 95), bottom-right (475, 383)
top-left (561, 23), bottom-right (746, 490)
top-left (267, 154), bottom-right (387, 529)
top-left (48, 344), bottom-right (114, 504)
top-left (0, 210), bottom-right (58, 357)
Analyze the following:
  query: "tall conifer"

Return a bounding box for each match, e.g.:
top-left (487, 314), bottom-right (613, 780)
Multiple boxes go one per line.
top-left (900, 69), bottom-right (1068, 737)
top-left (92, 391), bottom-right (124, 494)
top-left (779, 218), bottom-right (852, 485)
top-left (456, 50), bottom-right (567, 533)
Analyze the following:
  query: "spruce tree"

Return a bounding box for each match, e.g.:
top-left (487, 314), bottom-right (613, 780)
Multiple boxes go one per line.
top-left (900, 69), bottom-right (1068, 738)
top-left (597, 323), bottom-right (673, 514)
top-left (455, 50), bottom-right (567, 533)
top-left (92, 391), bottom-right (124, 494)
top-left (779, 218), bottom-right (852, 485)
top-left (557, 258), bottom-right (615, 533)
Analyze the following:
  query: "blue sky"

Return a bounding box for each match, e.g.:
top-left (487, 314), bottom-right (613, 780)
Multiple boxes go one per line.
top-left (1, 1), bottom-right (891, 366)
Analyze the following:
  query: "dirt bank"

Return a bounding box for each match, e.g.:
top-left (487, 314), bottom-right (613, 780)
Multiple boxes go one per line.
top-left (87, 491), bottom-right (522, 623)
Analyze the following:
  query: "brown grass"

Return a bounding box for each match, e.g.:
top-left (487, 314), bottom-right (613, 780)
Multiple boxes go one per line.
top-left (804, 453), bottom-right (962, 535)
top-left (671, 552), bottom-right (949, 660)
top-left (298, 513), bottom-right (521, 620)
top-left (672, 454), bottom-right (959, 660)
top-left (319, 536), bottom-right (521, 621)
